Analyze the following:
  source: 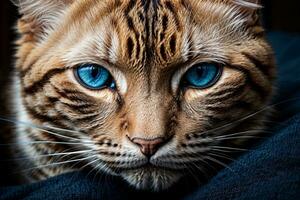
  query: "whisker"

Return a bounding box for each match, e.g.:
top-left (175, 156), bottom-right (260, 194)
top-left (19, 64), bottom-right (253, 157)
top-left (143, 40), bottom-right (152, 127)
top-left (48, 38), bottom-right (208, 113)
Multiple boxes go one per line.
top-left (207, 152), bottom-right (235, 162)
top-left (214, 135), bottom-right (264, 141)
top-left (213, 130), bottom-right (271, 139)
top-left (208, 148), bottom-right (234, 153)
top-left (193, 97), bottom-right (300, 137)
top-left (50, 148), bottom-right (113, 169)
top-left (15, 155), bottom-right (97, 175)
top-left (1, 149), bottom-right (94, 162)
top-left (80, 158), bottom-right (100, 172)
top-left (185, 162), bottom-right (206, 184)
top-left (64, 152), bottom-right (98, 176)
top-left (190, 157), bottom-right (215, 174)
top-left (0, 140), bottom-right (93, 146)
top-left (210, 146), bottom-right (249, 152)
top-left (207, 152), bottom-right (248, 168)
top-left (0, 117), bottom-right (83, 142)
top-left (86, 158), bottom-right (105, 179)
top-left (43, 125), bottom-right (85, 134)
top-left (89, 160), bottom-right (112, 184)
top-left (48, 150), bottom-right (85, 172)
top-left (205, 155), bottom-right (237, 175)
top-left (260, 119), bottom-right (285, 125)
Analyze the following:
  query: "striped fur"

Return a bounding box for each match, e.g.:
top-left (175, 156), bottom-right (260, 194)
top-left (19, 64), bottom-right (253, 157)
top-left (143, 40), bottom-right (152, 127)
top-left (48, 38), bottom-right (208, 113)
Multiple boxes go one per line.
top-left (12, 0), bottom-right (275, 191)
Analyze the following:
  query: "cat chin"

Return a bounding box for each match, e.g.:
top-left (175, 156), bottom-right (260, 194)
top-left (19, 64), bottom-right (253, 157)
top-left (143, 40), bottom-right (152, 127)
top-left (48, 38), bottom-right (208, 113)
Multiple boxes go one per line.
top-left (120, 167), bottom-right (182, 191)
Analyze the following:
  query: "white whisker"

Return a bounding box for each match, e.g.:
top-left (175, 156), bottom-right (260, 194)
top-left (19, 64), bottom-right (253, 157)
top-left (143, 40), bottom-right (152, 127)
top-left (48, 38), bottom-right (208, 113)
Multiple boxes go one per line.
top-left (205, 155), bottom-right (237, 175)
top-left (0, 116), bottom-right (84, 141)
top-left (6, 150), bottom-right (94, 162)
top-left (193, 97), bottom-right (300, 137)
top-left (17, 155), bottom-right (97, 174)
top-left (0, 140), bottom-right (93, 146)
top-left (207, 152), bottom-right (247, 168)
top-left (213, 130), bottom-right (270, 139)
top-left (211, 146), bottom-right (249, 152)
top-left (214, 135), bottom-right (263, 141)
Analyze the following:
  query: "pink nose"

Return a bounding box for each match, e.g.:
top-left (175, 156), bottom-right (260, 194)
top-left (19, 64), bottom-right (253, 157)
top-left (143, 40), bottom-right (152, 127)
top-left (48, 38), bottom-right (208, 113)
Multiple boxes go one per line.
top-left (131, 137), bottom-right (165, 157)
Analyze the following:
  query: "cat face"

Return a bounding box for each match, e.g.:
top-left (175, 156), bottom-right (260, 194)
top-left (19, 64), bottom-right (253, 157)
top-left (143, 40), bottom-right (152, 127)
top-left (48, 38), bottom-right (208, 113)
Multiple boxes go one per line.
top-left (14, 0), bottom-right (275, 191)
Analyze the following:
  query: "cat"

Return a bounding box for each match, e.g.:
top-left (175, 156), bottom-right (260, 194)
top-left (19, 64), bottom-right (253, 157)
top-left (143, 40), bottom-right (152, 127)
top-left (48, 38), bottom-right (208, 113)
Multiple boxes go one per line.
top-left (11, 0), bottom-right (275, 191)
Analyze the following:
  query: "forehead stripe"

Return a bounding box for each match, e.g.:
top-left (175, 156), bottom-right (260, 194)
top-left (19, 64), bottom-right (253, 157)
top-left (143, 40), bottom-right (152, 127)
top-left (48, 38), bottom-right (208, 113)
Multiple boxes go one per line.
top-left (165, 1), bottom-right (181, 30)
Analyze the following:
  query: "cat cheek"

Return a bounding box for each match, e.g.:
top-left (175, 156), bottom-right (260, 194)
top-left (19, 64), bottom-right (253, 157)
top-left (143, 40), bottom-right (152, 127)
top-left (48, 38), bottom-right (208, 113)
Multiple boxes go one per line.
top-left (82, 89), bottom-right (117, 103)
top-left (184, 89), bottom-right (210, 102)
top-left (90, 90), bottom-right (116, 103)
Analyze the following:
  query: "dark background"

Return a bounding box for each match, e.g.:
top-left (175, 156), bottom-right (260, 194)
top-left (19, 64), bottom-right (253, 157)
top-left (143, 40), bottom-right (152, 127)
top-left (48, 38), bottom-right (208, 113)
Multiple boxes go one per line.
top-left (0, 0), bottom-right (300, 187)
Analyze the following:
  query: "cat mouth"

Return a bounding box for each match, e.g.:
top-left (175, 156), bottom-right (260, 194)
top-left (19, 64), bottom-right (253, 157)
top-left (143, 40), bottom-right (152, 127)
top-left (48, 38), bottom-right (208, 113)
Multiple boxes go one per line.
top-left (113, 158), bottom-right (180, 172)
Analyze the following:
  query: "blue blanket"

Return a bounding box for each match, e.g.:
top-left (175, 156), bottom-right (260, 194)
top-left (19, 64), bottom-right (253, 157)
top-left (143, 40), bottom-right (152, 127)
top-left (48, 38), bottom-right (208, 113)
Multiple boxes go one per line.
top-left (0, 32), bottom-right (299, 200)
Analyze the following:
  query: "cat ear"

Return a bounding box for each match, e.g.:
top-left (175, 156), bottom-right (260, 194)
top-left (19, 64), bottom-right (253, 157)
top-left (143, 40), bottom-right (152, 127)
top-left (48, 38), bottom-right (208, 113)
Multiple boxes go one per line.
top-left (12, 0), bottom-right (74, 19)
top-left (11, 0), bottom-right (74, 38)
top-left (232, 0), bottom-right (262, 24)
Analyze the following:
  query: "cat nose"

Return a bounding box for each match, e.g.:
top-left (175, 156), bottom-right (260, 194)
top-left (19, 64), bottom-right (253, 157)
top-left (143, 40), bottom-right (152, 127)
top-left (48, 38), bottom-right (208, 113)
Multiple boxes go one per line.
top-left (130, 137), bottom-right (166, 157)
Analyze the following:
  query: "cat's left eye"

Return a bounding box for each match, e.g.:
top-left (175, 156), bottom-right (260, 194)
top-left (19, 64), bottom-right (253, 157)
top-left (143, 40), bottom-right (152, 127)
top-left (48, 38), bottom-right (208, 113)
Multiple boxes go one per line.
top-left (181, 63), bottom-right (222, 89)
top-left (74, 64), bottom-right (116, 90)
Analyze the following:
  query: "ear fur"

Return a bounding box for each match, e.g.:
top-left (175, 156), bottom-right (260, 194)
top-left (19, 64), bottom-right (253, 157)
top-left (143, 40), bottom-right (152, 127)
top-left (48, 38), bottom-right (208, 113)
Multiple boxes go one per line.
top-left (232, 0), bottom-right (262, 25)
top-left (11, 0), bottom-right (74, 38)
top-left (233, 0), bottom-right (262, 10)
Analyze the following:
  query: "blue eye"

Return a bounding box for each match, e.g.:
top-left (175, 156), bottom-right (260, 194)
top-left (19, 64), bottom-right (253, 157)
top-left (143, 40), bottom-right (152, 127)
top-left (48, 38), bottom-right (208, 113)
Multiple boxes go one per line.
top-left (182, 63), bottom-right (222, 89)
top-left (75, 64), bottom-right (116, 90)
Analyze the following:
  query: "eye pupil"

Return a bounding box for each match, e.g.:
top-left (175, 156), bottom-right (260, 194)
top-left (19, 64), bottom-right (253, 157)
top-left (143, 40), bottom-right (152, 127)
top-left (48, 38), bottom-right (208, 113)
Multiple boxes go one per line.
top-left (75, 64), bottom-right (116, 90)
top-left (196, 67), bottom-right (204, 76)
top-left (91, 66), bottom-right (99, 78)
top-left (182, 63), bottom-right (222, 89)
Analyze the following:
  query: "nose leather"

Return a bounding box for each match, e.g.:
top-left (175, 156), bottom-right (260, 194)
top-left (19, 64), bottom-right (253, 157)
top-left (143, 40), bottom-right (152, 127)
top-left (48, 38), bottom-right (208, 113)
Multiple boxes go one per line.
top-left (131, 137), bottom-right (165, 157)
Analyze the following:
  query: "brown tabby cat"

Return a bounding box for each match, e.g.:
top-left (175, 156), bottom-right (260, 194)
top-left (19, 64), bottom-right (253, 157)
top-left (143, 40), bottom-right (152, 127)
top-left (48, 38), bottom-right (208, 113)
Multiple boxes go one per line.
top-left (11, 0), bottom-right (275, 191)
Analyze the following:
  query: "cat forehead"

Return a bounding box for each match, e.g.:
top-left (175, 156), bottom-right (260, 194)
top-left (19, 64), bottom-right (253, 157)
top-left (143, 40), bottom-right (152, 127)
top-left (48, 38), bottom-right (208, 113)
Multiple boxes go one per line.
top-left (62, 0), bottom-right (190, 69)
top-left (61, 0), bottom-right (250, 70)
top-left (117, 0), bottom-right (186, 66)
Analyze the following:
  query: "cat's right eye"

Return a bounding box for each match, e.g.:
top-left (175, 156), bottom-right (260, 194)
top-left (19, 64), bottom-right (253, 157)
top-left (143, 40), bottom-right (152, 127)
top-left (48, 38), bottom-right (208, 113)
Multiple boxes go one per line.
top-left (74, 64), bottom-right (116, 90)
top-left (180, 63), bottom-right (222, 89)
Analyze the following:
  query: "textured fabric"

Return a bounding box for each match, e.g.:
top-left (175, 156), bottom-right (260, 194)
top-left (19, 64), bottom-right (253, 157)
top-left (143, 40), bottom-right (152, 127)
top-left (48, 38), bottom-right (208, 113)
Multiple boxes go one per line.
top-left (185, 114), bottom-right (300, 200)
top-left (0, 32), bottom-right (299, 200)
